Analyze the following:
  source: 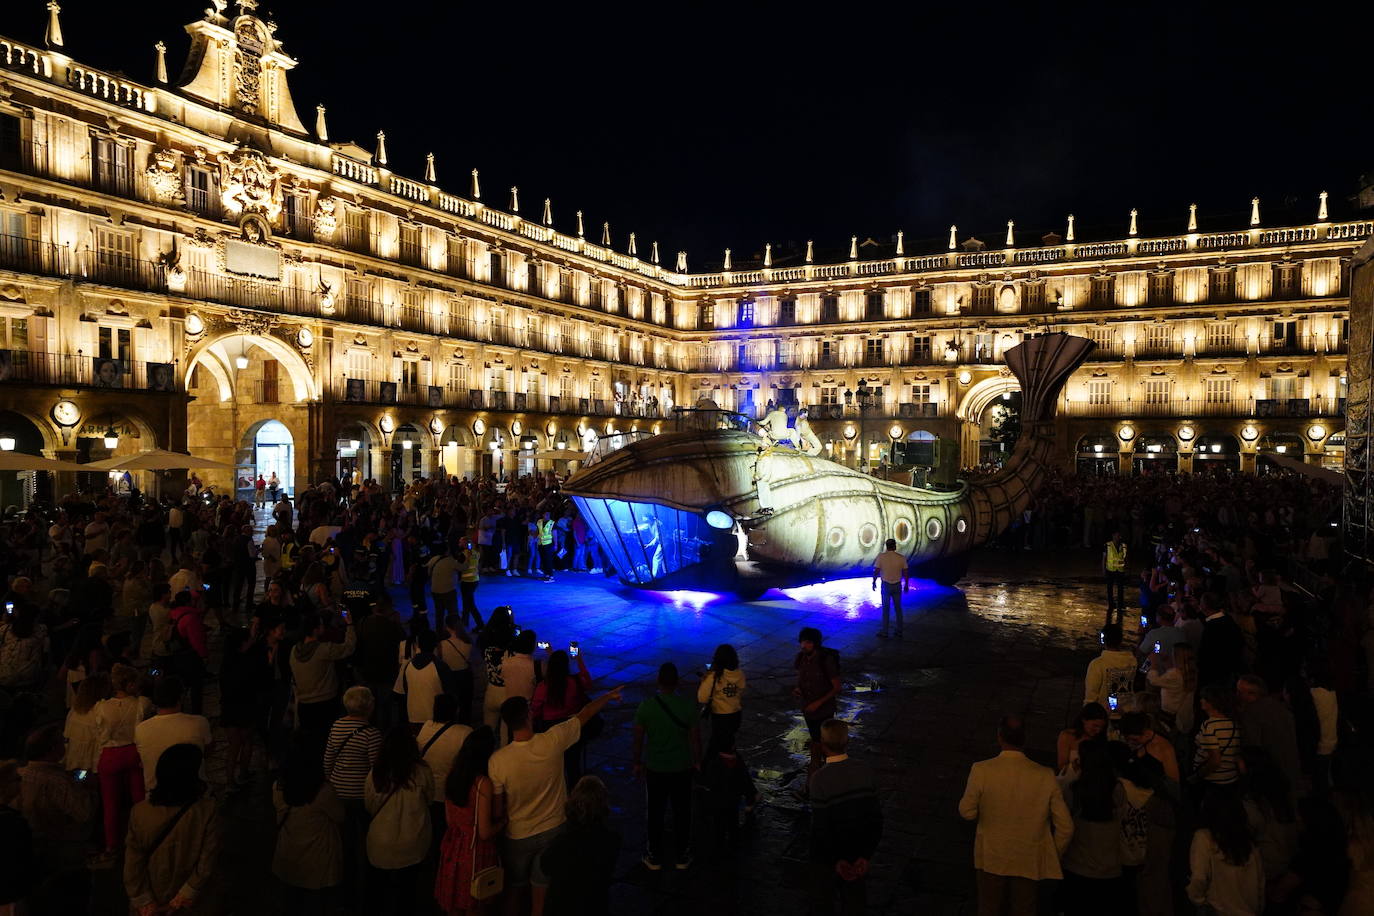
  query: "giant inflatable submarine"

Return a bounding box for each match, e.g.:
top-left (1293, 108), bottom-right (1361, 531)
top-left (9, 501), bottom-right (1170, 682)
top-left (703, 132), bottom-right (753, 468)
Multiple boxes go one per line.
top-left (563, 332), bottom-right (1095, 597)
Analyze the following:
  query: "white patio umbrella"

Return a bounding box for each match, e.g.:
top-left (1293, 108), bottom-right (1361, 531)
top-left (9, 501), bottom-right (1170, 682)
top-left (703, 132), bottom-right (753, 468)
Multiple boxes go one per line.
top-left (0, 451), bottom-right (91, 473)
top-left (82, 449), bottom-right (237, 472)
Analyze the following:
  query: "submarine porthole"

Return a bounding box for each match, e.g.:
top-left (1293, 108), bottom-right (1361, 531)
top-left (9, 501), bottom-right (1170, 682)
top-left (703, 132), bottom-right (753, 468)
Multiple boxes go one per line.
top-left (826, 527), bottom-right (845, 549)
top-left (858, 523), bottom-right (878, 549)
top-left (956, 517), bottom-right (967, 534)
top-left (893, 518), bottom-right (912, 543)
top-left (926, 517), bottom-right (943, 541)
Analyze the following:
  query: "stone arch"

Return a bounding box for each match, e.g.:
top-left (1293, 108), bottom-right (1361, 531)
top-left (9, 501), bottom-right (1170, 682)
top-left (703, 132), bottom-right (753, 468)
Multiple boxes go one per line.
top-left (956, 376), bottom-right (1020, 423)
top-left (184, 331), bottom-right (317, 402)
top-left (0, 405), bottom-right (60, 454)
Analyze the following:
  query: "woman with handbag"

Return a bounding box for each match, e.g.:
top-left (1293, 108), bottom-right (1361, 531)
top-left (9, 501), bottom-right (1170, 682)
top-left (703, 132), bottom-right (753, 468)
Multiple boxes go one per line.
top-left (698, 644), bottom-right (746, 756)
top-left (123, 744), bottom-right (220, 916)
top-left (364, 727), bottom-right (435, 916)
top-left (434, 727), bottom-right (505, 915)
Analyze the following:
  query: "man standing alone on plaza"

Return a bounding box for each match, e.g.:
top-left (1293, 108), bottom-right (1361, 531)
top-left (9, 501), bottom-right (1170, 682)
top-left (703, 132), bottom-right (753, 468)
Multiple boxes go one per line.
top-left (1103, 530), bottom-right (1128, 618)
top-left (871, 539), bottom-right (908, 639)
top-left (795, 627), bottom-right (843, 773)
top-left (958, 715), bottom-right (1073, 916)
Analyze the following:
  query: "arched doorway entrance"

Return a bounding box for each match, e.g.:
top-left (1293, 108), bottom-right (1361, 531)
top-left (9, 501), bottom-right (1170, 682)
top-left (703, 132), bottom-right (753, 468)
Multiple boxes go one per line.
top-left (1133, 435), bottom-right (1178, 475)
top-left (1257, 432), bottom-right (1305, 475)
top-left (185, 332), bottom-right (315, 494)
top-left (337, 422), bottom-right (376, 487)
top-left (958, 377), bottom-right (1022, 470)
top-left (390, 424), bottom-right (430, 490)
top-left (1077, 434), bottom-right (1119, 476)
top-left (0, 410), bottom-right (53, 507)
top-left (239, 419), bottom-right (294, 500)
top-left (1195, 434), bottom-right (1241, 474)
top-left (439, 425), bottom-right (472, 479)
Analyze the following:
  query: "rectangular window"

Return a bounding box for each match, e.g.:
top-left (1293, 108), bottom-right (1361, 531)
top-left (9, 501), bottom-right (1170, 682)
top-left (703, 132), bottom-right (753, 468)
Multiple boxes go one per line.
top-left (1270, 376), bottom-right (1297, 400)
top-left (973, 333), bottom-right (993, 361)
top-left (1023, 282), bottom-right (1046, 312)
top-left (94, 226), bottom-right (135, 282)
top-left (909, 335), bottom-right (931, 362)
top-left (91, 136), bottom-right (132, 196)
top-left (343, 208), bottom-right (368, 253)
top-left (488, 250), bottom-right (504, 286)
top-left (738, 300), bottom-right (755, 328)
top-left (1272, 264), bottom-right (1299, 299)
top-left (820, 386), bottom-right (838, 405)
top-left (1205, 378), bottom-right (1234, 404)
top-left (7, 317), bottom-right (28, 349)
top-left (346, 349), bottom-right (371, 382)
top-left (778, 297), bottom-right (796, 325)
top-left (911, 383), bottom-right (932, 404)
top-left (1272, 320), bottom-right (1298, 351)
top-left (447, 362), bottom-right (468, 392)
top-left (697, 302), bottom-right (714, 328)
top-left (1144, 379), bottom-right (1170, 404)
top-left (525, 259), bottom-right (540, 294)
top-left (1206, 322), bottom-right (1235, 351)
top-left (98, 326), bottom-right (131, 361)
top-left (865, 337), bottom-right (885, 365)
top-left (0, 113), bottom-right (21, 171)
top-left (1090, 326), bottom-right (1114, 352)
top-left (186, 166), bottom-right (213, 216)
top-left (820, 339), bottom-right (838, 367)
top-left (912, 287), bottom-right (932, 314)
top-left (1088, 380), bottom-right (1111, 405)
top-left (447, 237), bottom-right (467, 277)
top-left (820, 295), bottom-right (839, 324)
top-left (1144, 324), bottom-right (1171, 354)
top-left (1148, 273), bottom-right (1173, 305)
top-left (972, 285), bottom-right (994, 314)
top-left (283, 192), bottom-right (306, 237)
top-left (1090, 275), bottom-right (1114, 307)
top-left (1209, 269), bottom-right (1235, 302)
top-left (399, 224), bottom-right (422, 267)
top-left (400, 360), bottom-right (420, 394)
top-left (865, 291), bottom-right (884, 320)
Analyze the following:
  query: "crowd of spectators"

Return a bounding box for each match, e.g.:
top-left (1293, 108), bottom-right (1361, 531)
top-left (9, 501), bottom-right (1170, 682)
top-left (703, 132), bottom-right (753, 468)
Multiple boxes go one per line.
top-left (0, 463), bottom-right (1370, 915)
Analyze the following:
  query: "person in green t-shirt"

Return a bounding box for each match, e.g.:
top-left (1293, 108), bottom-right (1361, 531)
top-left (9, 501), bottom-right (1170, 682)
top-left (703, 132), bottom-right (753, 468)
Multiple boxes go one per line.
top-left (633, 662), bottom-right (701, 871)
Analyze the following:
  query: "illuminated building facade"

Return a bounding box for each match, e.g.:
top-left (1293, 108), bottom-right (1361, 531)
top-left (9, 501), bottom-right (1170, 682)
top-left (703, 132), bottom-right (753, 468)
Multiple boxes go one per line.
top-left (0, 5), bottom-right (1366, 502)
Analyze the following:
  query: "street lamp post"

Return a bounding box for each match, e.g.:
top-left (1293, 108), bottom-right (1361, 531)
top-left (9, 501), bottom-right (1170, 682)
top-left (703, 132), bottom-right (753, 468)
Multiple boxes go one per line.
top-left (846, 381), bottom-right (877, 471)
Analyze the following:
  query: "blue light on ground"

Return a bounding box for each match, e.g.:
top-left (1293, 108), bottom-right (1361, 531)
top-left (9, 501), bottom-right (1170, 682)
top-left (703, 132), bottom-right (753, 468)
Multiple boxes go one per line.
top-left (779, 576), bottom-right (953, 619)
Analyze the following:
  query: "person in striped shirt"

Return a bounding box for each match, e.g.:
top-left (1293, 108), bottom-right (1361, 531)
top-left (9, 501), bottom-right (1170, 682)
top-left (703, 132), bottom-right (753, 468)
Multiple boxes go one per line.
top-left (1192, 686), bottom-right (1240, 787)
top-left (324, 686), bottom-right (383, 900)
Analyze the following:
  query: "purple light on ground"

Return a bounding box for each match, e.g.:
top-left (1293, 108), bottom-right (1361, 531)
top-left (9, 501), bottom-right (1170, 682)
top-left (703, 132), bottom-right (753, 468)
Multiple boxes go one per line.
top-left (642, 588), bottom-right (726, 612)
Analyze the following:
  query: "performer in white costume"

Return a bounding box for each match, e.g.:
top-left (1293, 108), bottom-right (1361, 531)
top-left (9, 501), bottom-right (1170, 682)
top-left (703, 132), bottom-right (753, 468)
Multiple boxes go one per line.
top-left (795, 409), bottom-right (823, 456)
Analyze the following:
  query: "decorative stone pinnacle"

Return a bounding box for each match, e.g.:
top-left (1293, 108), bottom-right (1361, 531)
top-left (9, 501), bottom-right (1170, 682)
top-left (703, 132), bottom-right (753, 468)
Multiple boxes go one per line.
top-left (1318, 191), bottom-right (1328, 221)
top-left (723, 248), bottom-right (732, 271)
top-left (1065, 216), bottom-right (1075, 243)
top-left (154, 41), bottom-right (168, 84)
top-left (424, 153), bottom-right (436, 183)
top-left (895, 230), bottom-right (904, 256)
top-left (1188, 203), bottom-right (1198, 232)
top-left (763, 243), bottom-right (772, 268)
top-left (509, 186), bottom-right (520, 213)
top-left (1006, 220), bottom-right (1016, 247)
top-left (542, 198), bottom-right (552, 226)
top-left (651, 241), bottom-right (660, 265)
top-left (576, 210), bottom-right (584, 237)
top-left (1128, 209), bottom-right (1138, 237)
top-left (374, 131), bottom-right (388, 167)
top-left (948, 226), bottom-right (957, 250)
top-left (805, 240), bottom-right (814, 263)
top-left (470, 169), bottom-right (481, 200)
top-left (1250, 197), bottom-right (1261, 227)
top-left (849, 236), bottom-right (858, 260)
top-left (45, 2), bottom-right (64, 49)
top-left (314, 104), bottom-right (328, 142)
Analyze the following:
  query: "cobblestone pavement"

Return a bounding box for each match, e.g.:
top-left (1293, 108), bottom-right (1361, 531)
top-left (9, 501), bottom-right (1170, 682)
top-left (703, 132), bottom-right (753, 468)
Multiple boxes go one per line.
top-left (91, 545), bottom-right (1113, 915)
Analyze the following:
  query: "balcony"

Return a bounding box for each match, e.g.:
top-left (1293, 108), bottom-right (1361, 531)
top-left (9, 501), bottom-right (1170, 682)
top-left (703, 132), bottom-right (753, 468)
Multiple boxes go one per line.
top-left (0, 233), bottom-right (70, 277)
top-left (81, 251), bottom-right (164, 290)
top-left (252, 378), bottom-right (280, 405)
top-left (1071, 397), bottom-right (1253, 418)
top-left (185, 269), bottom-right (316, 317)
top-left (0, 349), bottom-right (180, 392)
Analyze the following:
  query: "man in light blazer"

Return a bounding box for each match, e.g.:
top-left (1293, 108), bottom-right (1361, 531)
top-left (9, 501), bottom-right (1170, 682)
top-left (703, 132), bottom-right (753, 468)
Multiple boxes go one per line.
top-left (958, 715), bottom-right (1073, 916)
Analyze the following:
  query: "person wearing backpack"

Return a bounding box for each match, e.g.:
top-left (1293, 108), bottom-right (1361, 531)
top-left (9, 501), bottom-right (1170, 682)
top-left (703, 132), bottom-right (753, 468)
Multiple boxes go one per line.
top-left (167, 590), bottom-right (209, 716)
top-left (633, 662), bottom-right (701, 871)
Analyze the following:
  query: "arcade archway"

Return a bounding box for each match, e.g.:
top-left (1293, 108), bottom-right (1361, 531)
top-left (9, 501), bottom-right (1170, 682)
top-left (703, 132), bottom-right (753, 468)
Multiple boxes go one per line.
top-left (0, 410), bottom-right (51, 507)
top-left (185, 333), bottom-right (314, 494)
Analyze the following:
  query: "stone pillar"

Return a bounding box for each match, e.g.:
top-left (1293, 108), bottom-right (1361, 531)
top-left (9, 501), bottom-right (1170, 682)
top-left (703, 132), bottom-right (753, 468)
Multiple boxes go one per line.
top-left (1118, 450), bottom-right (1133, 475)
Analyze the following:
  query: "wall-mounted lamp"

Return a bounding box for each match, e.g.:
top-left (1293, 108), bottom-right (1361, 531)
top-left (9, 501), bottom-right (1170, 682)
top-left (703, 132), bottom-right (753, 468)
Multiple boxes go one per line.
top-left (103, 426), bottom-right (119, 449)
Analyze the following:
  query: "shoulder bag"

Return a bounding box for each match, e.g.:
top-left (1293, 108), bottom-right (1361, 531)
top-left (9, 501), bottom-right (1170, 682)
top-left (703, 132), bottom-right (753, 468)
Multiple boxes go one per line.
top-left (469, 783), bottom-right (504, 900)
top-left (146, 801), bottom-right (195, 860)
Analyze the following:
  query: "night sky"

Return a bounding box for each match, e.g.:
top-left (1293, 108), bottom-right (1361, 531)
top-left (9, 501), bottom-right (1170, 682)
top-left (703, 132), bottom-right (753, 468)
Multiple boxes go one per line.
top-left (16, 1), bottom-right (1374, 267)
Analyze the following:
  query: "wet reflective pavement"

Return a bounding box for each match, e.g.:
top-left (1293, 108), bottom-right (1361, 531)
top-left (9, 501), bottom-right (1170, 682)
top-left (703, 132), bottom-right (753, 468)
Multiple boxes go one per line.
top-left (121, 545), bottom-right (1114, 915)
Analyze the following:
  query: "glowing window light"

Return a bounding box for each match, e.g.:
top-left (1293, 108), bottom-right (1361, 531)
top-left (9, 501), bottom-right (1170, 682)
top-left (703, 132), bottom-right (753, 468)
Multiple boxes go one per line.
top-left (705, 510), bottom-right (733, 530)
top-left (0, 436), bottom-right (14, 451)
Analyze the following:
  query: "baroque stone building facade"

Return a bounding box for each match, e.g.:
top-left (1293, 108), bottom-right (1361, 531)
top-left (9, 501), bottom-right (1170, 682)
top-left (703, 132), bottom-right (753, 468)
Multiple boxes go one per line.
top-left (0, 5), bottom-right (1367, 500)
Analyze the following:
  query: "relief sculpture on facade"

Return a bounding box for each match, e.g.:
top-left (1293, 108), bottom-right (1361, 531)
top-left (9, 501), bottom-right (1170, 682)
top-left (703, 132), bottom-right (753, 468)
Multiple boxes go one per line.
top-left (233, 18), bottom-right (265, 115)
top-left (144, 148), bottom-right (186, 205)
top-left (218, 146), bottom-right (281, 222)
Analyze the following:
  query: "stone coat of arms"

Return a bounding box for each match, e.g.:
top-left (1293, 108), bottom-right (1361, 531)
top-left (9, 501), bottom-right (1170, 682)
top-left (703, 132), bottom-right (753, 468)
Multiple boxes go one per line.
top-left (218, 147), bottom-right (282, 223)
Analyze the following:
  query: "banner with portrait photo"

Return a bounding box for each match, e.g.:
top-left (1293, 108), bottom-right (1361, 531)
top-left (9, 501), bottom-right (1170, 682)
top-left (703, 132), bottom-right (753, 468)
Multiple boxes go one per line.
top-left (92, 357), bottom-right (126, 388)
top-left (146, 362), bottom-right (176, 392)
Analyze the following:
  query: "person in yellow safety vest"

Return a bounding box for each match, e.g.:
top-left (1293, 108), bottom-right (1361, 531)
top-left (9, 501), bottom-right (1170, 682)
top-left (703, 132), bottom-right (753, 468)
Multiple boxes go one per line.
top-left (535, 511), bottom-right (556, 581)
top-left (1103, 531), bottom-right (1129, 618)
